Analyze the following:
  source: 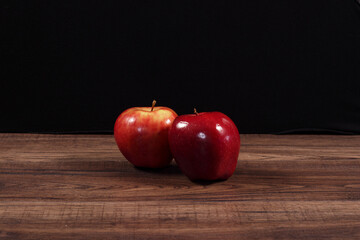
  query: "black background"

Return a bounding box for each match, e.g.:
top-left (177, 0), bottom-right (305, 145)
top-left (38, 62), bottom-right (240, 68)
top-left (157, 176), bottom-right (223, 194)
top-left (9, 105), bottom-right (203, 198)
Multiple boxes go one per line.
top-left (2, 0), bottom-right (360, 134)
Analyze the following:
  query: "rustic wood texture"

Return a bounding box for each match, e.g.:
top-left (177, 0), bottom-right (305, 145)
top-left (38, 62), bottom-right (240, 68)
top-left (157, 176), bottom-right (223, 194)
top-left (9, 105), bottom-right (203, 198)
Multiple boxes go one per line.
top-left (1, 133), bottom-right (360, 239)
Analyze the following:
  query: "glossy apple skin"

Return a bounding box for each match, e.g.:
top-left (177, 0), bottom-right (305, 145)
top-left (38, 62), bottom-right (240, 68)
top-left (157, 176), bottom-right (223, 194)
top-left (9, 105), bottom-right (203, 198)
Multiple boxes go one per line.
top-left (114, 106), bottom-right (177, 168)
top-left (168, 112), bottom-right (240, 181)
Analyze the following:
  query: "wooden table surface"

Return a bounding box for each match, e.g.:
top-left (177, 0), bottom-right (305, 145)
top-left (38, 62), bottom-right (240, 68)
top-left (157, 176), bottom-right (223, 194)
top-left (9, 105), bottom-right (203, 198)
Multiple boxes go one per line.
top-left (1, 134), bottom-right (360, 239)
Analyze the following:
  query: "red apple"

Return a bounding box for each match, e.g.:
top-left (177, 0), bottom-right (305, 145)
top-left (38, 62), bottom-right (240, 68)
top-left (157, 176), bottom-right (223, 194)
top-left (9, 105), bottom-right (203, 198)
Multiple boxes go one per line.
top-left (114, 100), bottom-right (177, 168)
top-left (168, 109), bottom-right (240, 181)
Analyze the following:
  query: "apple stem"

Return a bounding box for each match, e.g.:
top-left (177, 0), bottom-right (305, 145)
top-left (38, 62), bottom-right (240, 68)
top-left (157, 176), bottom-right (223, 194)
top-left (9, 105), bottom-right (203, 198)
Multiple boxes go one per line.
top-left (194, 108), bottom-right (199, 115)
top-left (151, 100), bottom-right (156, 111)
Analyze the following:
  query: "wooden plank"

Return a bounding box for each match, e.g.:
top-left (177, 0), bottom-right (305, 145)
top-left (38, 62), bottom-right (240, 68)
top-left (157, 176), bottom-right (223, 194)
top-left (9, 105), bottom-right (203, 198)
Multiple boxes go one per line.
top-left (0, 133), bottom-right (360, 239)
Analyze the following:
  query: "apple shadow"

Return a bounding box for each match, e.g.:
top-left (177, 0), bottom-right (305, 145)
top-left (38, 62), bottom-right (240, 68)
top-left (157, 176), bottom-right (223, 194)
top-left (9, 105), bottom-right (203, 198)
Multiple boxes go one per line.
top-left (191, 178), bottom-right (227, 186)
top-left (134, 164), bottom-right (183, 175)
top-left (135, 165), bottom-right (230, 186)
top-left (53, 155), bottom-right (295, 188)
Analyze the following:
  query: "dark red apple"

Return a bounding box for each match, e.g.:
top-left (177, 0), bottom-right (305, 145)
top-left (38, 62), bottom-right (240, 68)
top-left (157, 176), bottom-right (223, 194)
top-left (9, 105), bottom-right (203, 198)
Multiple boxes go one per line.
top-left (168, 109), bottom-right (240, 181)
top-left (114, 100), bottom-right (177, 168)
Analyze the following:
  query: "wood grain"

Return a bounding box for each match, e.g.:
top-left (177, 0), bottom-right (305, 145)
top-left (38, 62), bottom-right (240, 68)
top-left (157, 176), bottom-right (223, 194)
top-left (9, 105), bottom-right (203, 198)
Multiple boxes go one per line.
top-left (1, 133), bottom-right (360, 239)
